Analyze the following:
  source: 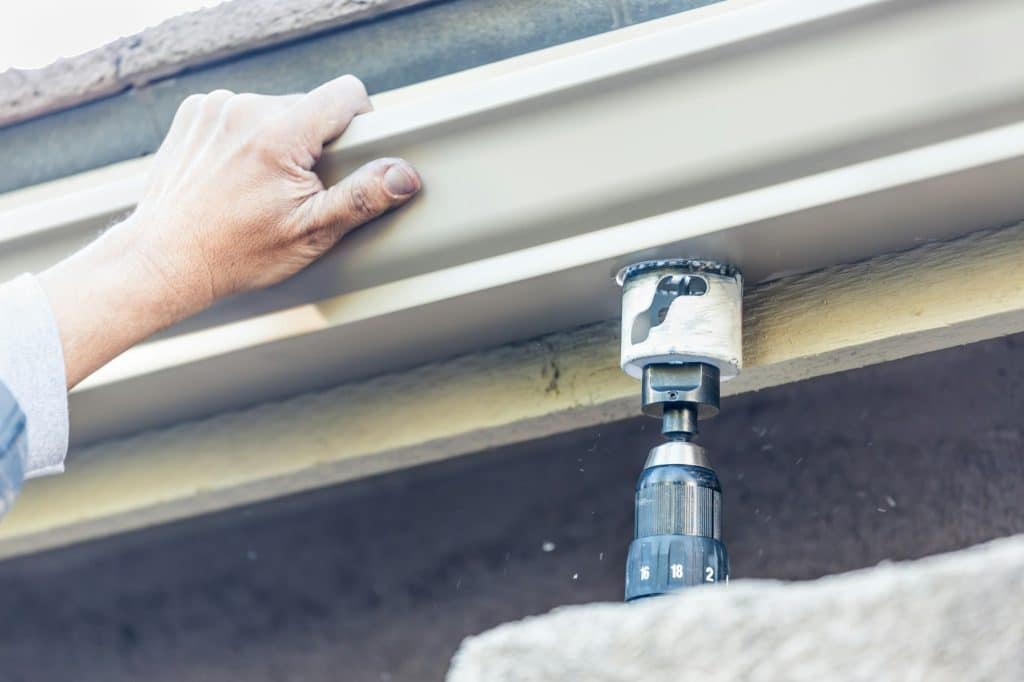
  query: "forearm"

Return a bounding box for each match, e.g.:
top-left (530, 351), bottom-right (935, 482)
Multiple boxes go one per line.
top-left (38, 218), bottom-right (202, 388)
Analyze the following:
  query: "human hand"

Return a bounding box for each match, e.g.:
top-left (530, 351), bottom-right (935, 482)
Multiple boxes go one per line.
top-left (40, 75), bottom-right (421, 387)
top-left (132, 74), bottom-right (421, 307)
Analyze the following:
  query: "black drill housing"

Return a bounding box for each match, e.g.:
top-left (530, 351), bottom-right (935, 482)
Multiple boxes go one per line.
top-left (624, 362), bottom-right (729, 601)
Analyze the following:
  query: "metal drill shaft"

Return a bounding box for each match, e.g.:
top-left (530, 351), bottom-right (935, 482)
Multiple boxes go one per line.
top-left (661, 405), bottom-right (698, 440)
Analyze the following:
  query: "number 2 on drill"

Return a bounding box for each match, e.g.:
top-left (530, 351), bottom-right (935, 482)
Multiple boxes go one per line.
top-left (705, 566), bottom-right (715, 582)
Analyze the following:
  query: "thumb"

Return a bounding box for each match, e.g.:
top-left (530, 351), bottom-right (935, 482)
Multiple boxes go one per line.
top-left (302, 157), bottom-right (421, 243)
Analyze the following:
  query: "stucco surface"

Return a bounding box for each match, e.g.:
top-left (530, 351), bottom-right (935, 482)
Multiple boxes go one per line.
top-left (449, 534), bottom-right (1024, 681)
top-left (0, 0), bottom-right (430, 128)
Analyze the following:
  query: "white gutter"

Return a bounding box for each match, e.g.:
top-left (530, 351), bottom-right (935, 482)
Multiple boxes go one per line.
top-left (2, 0), bottom-right (1024, 445)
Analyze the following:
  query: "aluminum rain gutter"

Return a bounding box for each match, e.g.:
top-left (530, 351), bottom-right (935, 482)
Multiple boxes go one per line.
top-left (3, 0), bottom-right (1024, 445)
top-left (5, 216), bottom-right (1024, 559)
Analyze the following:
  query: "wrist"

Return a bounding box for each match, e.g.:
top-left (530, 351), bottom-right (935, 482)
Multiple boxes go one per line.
top-left (110, 213), bottom-right (216, 321)
top-left (39, 216), bottom-right (212, 387)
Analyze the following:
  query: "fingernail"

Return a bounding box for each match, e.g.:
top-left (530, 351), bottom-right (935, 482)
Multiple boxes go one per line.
top-left (383, 163), bottom-right (419, 197)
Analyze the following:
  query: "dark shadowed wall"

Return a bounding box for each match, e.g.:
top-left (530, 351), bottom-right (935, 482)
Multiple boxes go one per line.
top-left (1, 333), bottom-right (1023, 681)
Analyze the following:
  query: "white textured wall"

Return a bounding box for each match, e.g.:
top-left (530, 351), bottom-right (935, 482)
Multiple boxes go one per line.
top-left (450, 535), bottom-right (1024, 681)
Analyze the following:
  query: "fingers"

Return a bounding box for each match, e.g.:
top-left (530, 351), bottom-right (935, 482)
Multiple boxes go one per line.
top-left (167, 90), bottom-right (300, 148)
top-left (198, 89), bottom-right (235, 119)
top-left (287, 74), bottom-right (372, 150)
top-left (299, 158), bottom-right (421, 247)
top-left (166, 77), bottom-right (364, 151)
top-left (161, 94), bottom-right (204, 149)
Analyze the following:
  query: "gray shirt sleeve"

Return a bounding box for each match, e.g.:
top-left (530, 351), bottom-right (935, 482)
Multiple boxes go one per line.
top-left (0, 274), bottom-right (69, 478)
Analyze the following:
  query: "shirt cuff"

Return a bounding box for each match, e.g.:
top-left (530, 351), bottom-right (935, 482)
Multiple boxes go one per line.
top-left (0, 274), bottom-right (69, 478)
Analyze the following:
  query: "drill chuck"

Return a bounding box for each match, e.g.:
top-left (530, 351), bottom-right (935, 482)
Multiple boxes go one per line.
top-left (625, 441), bottom-right (728, 600)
